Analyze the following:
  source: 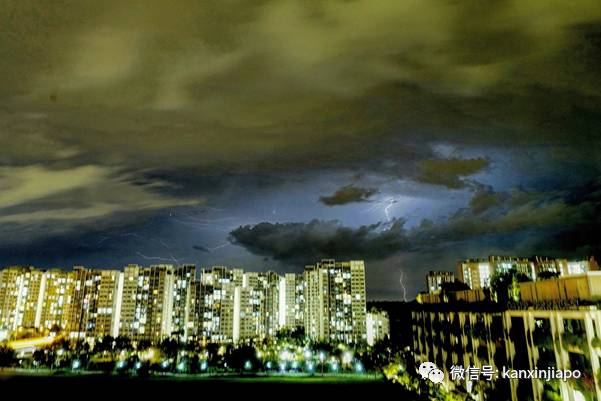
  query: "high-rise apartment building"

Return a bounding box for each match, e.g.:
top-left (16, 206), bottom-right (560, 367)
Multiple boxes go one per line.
top-left (39, 269), bottom-right (77, 334)
top-left (170, 264), bottom-right (196, 339)
top-left (425, 271), bottom-right (455, 293)
top-left (304, 263), bottom-right (329, 340)
top-left (279, 273), bottom-right (304, 330)
top-left (303, 259), bottom-right (367, 343)
top-left (234, 272), bottom-right (262, 342)
top-left (233, 270), bottom-right (290, 342)
top-left (259, 271), bottom-right (280, 338)
top-left (0, 266), bottom-right (44, 334)
top-left (0, 259), bottom-right (369, 345)
top-left (535, 256), bottom-right (599, 277)
top-left (186, 280), bottom-right (202, 340)
top-left (118, 264), bottom-right (175, 342)
top-left (200, 266), bottom-right (242, 342)
top-left (69, 267), bottom-right (123, 340)
top-left (457, 255), bottom-right (598, 290)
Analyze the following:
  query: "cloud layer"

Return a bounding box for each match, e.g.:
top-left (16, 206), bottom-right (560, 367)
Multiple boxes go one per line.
top-left (229, 219), bottom-right (409, 263)
top-left (230, 180), bottom-right (601, 265)
top-left (1, 1), bottom-right (600, 298)
top-left (319, 185), bottom-right (377, 206)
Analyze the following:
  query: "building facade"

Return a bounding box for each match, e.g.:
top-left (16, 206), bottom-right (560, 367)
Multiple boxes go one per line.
top-left (457, 255), bottom-right (598, 290)
top-left (303, 259), bottom-right (367, 343)
top-left (0, 259), bottom-right (368, 345)
top-left (69, 267), bottom-right (122, 339)
top-left (0, 267), bottom-right (45, 335)
top-left (118, 264), bottom-right (175, 341)
top-left (199, 266), bottom-right (242, 342)
top-left (366, 309), bottom-right (390, 346)
top-left (426, 271), bottom-right (455, 293)
top-left (412, 267), bottom-right (601, 401)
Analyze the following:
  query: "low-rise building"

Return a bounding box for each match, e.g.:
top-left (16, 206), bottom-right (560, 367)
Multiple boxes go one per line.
top-left (366, 309), bottom-right (390, 346)
top-left (426, 271), bottom-right (455, 293)
top-left (412, 267), bottom-right (601, 401)
top-left (518, 271), bottom-right (601, 304)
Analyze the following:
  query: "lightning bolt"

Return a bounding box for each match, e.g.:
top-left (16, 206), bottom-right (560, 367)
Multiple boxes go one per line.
top-left (363, 196), bottom-right (400, 222)
top-left (171, 209), bottom-right (238, 232)
top-left (121, 233), bottom-right (182, 264)
top-left (399, 269), bottom-right (408, 302)
top-left (136, 252), bottom-right (178, 263)
top-left (384, 198), bottom-right (395, 222)
top-left (208, 243), bottom-right (230, 252)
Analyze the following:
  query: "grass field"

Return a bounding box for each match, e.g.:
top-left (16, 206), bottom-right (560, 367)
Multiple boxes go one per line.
top-left (0, 369), bottom-right (405, 398)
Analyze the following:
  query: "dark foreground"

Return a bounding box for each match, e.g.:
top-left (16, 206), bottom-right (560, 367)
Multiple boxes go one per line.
top-left (0, 371), bottom-right (405, 398)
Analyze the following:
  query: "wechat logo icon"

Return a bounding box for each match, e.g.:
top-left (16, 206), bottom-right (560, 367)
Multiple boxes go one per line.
top-left (419, 362), bottom-right (445, 384)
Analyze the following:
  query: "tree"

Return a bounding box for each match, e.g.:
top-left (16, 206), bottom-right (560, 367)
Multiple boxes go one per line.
top-left (95, 335), bottom-right (115, 353)
top-left (225, 345), bottom-right (258, 372)
top-left (114, 336), bottom-right (132, 352)
top-left (440, 280), bottom-right (470, 293)
top-left (137, 339), bottom-right (152, 351)
top-left (159, 338), bottom-right (179, 359)
top-left (490, 270), bottom-right (531, 305)
top-left (205, 343), bottom-right (220, 365)
top-left (0, 344), bottom-right (15, 367)
top-left (537, 271), bottom-right (560, 280)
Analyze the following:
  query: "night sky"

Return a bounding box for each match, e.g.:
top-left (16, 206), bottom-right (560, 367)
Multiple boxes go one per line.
top-left (1, 1), bottom-right (601, 299)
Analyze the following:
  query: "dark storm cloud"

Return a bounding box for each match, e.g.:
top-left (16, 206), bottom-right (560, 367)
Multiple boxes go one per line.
top-left (319, 185), bottom-right (377, 206)
top-left (419, 180), bottom-right (600, 254)
top-left (1, 0), bottom-right (601, 289)
top-left (2, 0), bottom-right (601, 173)
top-left (0, 164), bottom-right (200, 245)
top-left (467, 187), bottom-right (502, 215)
top-left (230, 179), bottom-right (601, 264)
top-left (416, 157), bottom-right (489, 188)
top-left (229, 219), bottom-right (410, 264)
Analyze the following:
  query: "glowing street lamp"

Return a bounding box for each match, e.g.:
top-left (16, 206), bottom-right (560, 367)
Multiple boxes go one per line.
top-left (280, 350), bottom-right (291, 361)
top-left (318, 352), bottom-right (326, 375)
top-left (355, 362), bottom-right (364, 373)
top-left (342, 351), bottom-right (353, 365)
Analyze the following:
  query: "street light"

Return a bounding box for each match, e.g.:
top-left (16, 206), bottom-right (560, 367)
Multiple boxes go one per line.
top-left (318, 352), bottom-right (326, 375)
